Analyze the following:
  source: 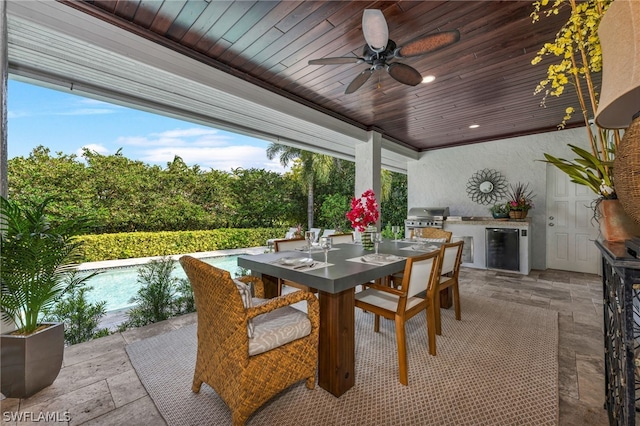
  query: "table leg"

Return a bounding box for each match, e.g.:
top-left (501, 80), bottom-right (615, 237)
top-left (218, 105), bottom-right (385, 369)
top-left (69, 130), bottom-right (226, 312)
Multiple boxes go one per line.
top-left (318, 288), bottom-right (355, 397)
top-left (259, 274), bottom-right (280, 299)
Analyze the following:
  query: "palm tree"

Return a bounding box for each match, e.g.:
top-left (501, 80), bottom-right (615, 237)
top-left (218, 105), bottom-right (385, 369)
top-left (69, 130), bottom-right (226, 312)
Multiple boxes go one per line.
top-left (266, 143), bottom-right (335, 230)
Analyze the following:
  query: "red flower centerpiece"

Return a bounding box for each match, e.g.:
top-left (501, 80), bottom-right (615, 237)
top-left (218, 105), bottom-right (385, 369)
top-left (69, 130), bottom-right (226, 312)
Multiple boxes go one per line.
top-left (346, 189), bottom-right (380, 232)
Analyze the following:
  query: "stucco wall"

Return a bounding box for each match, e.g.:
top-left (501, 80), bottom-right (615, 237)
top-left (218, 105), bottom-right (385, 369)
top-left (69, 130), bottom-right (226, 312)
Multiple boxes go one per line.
top-left (407, 127), bottom-right (590, 271)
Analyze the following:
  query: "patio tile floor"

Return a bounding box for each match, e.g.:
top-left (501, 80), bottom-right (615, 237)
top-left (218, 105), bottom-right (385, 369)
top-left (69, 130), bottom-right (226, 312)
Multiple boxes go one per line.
top-left (1, 268), bottom-right (608, 425)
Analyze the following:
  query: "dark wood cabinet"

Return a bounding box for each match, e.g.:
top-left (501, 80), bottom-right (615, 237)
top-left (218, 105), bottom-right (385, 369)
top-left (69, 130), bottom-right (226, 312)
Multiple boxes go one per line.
top-left (596, 239), bottom-right (640, 426)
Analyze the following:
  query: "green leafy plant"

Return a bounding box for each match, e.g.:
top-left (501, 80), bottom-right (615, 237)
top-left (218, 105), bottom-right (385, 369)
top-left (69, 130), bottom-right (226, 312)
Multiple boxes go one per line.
top-left (43, 283), bottom-right (110, 345)
top-left (490, 203), bottom-right (510, 217)
top-left (506, 183), bottom-right (536, 212)
top-left (76, 228), bottom-right (286, 262)
top-left (173, 277), bottom-right (196, 315)
top-left (118, 257), bottom-right (181, 330)
top-left (1, 196), bottom-right (97, 334)
top-left (318, 193), bottom-right (350, 232)
top-left (543, 142), bottom-right (615, 198)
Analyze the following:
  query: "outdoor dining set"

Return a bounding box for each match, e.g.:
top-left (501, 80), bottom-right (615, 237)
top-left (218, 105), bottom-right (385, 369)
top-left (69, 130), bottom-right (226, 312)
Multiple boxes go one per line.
top-left (180, 228), bottom-right (464, 426)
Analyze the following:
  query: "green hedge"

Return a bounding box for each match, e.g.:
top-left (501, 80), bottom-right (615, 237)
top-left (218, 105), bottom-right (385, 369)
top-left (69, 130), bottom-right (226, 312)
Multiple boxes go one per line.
top-left (76, 228), bottom-right (287, 262)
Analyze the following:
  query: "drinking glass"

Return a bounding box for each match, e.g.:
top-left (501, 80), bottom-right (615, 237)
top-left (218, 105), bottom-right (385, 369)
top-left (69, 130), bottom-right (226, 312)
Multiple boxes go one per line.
top-left (320, 236), bottom-right (332, 264)
top-left (304, 231), bottom-right (315, 259)
top-left (373, 233), bottom-right (382, 255)
top-left (391, 225), bottom-right (401, 241)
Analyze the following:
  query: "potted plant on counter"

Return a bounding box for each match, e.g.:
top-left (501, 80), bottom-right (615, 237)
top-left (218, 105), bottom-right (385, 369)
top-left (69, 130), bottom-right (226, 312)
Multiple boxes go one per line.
top-left (1, 196), bottom-right (98, 398)
top-left (489, 203), bottom-right (510, 219)
top-left (506, 183), bottom-right (535, 219)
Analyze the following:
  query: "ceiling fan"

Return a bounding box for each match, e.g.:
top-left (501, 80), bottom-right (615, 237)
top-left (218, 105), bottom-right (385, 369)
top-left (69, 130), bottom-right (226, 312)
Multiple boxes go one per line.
top-left (308, 9), bottom-right (460, 94)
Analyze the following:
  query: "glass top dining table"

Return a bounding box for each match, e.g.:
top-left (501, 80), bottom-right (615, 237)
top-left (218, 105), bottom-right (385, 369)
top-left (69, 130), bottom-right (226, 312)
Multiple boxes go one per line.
top-left (237, 240), bottom-right (441, 397)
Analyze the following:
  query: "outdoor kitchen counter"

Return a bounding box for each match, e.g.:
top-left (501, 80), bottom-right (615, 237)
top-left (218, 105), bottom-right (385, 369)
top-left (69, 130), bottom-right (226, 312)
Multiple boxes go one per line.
top-left (446, 217), bottom-right (532, 226)
top-left (444, 218), bottom-right (532, 274)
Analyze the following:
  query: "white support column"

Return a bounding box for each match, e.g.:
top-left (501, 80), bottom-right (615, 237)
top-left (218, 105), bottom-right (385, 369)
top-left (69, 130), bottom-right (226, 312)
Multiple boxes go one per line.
top-left (0, 0), bottom-right (7, 198)
top-left (0, 0), bottom-right (13, 334)
top-left (354, 131), bottom-right (382, 229)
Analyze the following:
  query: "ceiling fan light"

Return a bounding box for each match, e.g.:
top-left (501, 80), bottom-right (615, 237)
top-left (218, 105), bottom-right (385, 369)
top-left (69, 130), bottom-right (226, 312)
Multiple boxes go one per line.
top-left (362, 9), bottom-right (388, 52)
top-left (422, 75), bottom-right (436, 83)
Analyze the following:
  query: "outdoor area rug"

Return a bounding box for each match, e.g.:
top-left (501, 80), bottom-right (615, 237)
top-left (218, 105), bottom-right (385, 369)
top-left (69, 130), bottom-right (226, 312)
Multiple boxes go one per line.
top-left (126, 294), bottom-right (558, 425)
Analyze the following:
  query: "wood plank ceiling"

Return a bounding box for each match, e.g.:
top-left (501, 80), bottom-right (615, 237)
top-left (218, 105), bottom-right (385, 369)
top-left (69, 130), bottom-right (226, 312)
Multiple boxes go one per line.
top-left (62, 0), bottom-right (586, 152)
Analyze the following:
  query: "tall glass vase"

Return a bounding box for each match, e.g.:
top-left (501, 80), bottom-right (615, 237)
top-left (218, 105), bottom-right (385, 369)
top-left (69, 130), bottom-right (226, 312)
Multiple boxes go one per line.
top-left (361, 225), bottom-right (377, 250)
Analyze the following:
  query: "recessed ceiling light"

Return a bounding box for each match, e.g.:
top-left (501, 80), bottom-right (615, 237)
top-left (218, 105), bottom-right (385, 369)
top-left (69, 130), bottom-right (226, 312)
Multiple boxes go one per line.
top-left (469, 124), bottom-right (480, 129)
top-left (422, 75), bottom-right (436, 83)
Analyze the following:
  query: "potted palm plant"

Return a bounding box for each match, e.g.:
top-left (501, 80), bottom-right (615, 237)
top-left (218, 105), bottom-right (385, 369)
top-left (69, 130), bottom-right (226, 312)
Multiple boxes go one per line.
top-left (1, 196), bottom-right (97, 398)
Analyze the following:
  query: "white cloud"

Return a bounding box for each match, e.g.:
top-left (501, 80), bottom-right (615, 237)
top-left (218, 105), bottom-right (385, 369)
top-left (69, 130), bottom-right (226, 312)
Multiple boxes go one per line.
top-left (140, 145), bottom-right (287, 173)
top-left (113, 126), bottom-right (288, 173)
top-left (116, 127), bottom-right (229, 148)
top-left (77, 144), bottom-right (110, 156)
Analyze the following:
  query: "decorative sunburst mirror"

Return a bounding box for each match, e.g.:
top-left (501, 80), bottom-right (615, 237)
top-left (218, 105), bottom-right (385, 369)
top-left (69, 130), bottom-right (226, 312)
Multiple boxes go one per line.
top-left (466, 169), bottom-right (507, 205)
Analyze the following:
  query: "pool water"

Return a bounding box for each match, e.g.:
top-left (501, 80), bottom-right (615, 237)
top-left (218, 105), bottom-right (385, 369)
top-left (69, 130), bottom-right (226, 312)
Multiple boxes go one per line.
top-left (83, 256), bottom-right (242, 312)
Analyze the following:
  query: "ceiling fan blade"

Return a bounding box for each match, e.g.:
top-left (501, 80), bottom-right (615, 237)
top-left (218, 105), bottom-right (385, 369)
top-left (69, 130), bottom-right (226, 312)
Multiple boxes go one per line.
top-left (345, 69), bottom-right (374, 94)
top-left (308, 57), bottom-right (363, 65)
top-left (387, 63), bottom-right (422, 86)
top-left (396, 30), bottom-right (461, 58)
top-left (362, 9), bottom-right (388, 52)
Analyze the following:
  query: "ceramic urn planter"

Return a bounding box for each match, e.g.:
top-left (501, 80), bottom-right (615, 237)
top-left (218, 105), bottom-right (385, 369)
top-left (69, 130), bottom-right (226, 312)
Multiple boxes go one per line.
top-left (597, 199), bottom-right (640, 242)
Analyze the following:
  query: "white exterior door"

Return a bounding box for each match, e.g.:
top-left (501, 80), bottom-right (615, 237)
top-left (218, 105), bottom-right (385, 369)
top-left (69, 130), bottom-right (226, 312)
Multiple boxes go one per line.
top-left (546, 164), bottom-right (601, 274)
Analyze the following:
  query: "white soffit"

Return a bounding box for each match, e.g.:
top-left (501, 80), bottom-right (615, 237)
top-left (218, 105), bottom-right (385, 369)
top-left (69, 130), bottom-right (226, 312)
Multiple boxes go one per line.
top-left (6, 1), bottom-right (417, 173)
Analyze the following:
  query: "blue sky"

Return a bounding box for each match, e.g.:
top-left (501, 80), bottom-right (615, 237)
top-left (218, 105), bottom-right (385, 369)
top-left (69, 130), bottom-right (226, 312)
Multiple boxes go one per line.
top-left (8, 79), bottom-right (288, 173)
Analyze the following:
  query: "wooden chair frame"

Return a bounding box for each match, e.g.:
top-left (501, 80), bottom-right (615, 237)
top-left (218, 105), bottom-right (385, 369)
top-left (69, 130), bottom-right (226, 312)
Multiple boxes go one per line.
top-left (354, 250), bottom-right (442, 385)
top-left (273, 237), bottom-right (314, 294)
top-left (391, 227), bottom-right (452, 289)
top-left (435, 240), bottom-right (464, 334)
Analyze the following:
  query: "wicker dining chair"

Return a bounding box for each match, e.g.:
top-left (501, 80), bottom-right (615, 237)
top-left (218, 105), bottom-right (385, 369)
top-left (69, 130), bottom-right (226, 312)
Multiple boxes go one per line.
top-left (179, 256), bottom-right (320, 426)
top-left (435, 240), bottom-right (464, 335)
top-left (390, 227), bottom-right (452, 288)
top-left (273, 237), bottom-right (316, 294)
top-left (410, 227), bottom-right (453, 242)
top-left (354, 250), bottom-right (442, 385)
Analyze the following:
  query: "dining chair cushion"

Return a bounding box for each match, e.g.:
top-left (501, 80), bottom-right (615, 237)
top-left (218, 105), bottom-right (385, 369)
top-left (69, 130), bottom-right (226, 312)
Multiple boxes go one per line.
top-left (234, 279), bottom-right (255, 338)
top-left (248, 301), bottom-right (312, 356)
top-left (356, 288), bottom-right (424, 312)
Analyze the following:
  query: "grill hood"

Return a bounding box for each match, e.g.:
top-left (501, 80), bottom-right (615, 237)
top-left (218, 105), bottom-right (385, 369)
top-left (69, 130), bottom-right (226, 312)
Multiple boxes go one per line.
top-left (406, 207), bottom-right (450, 220)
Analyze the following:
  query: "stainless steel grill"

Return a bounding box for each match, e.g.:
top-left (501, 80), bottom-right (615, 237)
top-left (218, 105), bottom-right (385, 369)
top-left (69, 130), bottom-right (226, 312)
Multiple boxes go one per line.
top-left (404, 207), bottom-right (450, 235)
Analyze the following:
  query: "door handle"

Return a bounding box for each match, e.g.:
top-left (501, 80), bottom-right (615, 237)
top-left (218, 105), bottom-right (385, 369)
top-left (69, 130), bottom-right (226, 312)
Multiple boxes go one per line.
top-left (549, 223), bottom-right (554, 227)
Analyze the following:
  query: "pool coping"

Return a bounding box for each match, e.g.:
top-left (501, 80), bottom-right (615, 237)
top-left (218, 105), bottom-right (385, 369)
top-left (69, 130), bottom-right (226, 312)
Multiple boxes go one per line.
top-left (77, 246), bottom-right (268, 271)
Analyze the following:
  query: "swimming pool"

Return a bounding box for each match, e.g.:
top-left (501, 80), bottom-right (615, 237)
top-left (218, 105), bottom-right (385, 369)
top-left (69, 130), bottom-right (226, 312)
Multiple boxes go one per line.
top-left (83, 256), bottom-right (242, 312)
